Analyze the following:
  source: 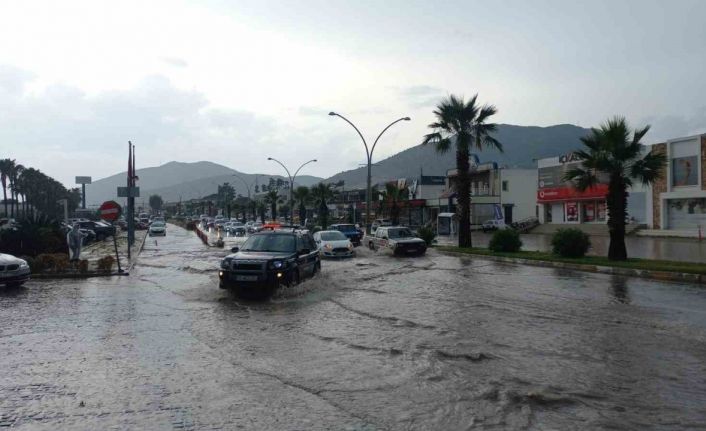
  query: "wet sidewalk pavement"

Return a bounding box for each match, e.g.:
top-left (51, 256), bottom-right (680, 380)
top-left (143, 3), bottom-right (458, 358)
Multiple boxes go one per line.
top-left (2, 224), bottom-right (706, 429)
top-left (437, 231), bottom-right (706, 263)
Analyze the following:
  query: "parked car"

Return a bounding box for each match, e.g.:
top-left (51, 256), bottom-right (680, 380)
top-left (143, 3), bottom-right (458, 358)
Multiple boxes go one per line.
top-left (0, 253), bottom-right (31, 287)
top-left (314, 230), bottom-right (355, 258)
top-left (368, 226), bottom-right (427, 256)
top-left (0, 218), bottom-right (18, 232)
top-left (150, 216), bottom-right (165, 225)
top-left (149, 221), bottom-right (167, 236)
top-left (78, 220), bottom-right (116, 241)
top-left (371, 218), bottom-right (392, 234)
top-left (231, 226), bottom-right (247, 237)
top-left (481, 219), bottom-right (509, 232)
top-left (218, 229), bottom-right (320, 298)
top-left (329, 223), bottom-right (363, 246)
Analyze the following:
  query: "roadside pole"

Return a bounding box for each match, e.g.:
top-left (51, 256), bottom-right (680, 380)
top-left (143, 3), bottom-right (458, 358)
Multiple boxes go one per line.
top-left (100, 200), bottom-right (123, 274)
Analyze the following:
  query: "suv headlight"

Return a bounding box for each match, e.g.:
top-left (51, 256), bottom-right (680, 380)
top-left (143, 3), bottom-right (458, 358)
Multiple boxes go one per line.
top-left (221, 258), bottom-right (232, 269)
top-left (270, 260), bottom-right (284, 269)
top-left (19, 260), bottom-right (29, 269)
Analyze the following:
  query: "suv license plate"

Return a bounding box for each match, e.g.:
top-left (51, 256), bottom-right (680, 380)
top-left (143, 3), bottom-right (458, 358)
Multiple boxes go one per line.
top-left (406, 248), bottom-right (417, 253)
top-left (235, 275), bottom-right (258, 282)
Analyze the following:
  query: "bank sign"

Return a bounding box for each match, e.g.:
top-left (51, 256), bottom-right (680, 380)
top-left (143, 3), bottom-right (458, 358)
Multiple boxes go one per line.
top-left (537, 152), bottom-right (609, 202)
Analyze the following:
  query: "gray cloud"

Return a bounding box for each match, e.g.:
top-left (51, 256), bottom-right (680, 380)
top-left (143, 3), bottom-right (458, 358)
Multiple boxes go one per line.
top-left (641, 107), bottom-right (706, 143)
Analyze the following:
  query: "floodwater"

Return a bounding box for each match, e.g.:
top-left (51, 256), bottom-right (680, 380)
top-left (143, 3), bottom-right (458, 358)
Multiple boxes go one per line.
top-left (466, 232), bottom-right (706, 263)
top-left (2, 225), bottom-right (706, 429)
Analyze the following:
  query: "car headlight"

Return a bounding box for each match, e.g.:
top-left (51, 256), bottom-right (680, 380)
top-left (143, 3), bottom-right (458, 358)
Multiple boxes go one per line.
top-left (348, 243), bottom-right (353, 250)
top-left (271, 260), bottom-right (284, 269)
top-left (19, 260), bottom-right (29, 269)
top-left (324, 244), bottom-right (332, 250)
top-left (221, 258), bottom-right (232, 269)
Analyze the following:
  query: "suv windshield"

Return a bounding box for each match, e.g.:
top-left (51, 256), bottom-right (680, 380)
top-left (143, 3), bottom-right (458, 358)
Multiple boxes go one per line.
top-left (320, 231), bottom-right (347, 241)
top-left (241, 234), bottom-right (296, 253)
top-left (334, 224), bottom-right (356, 231)
top-left (388, 228), bottom-right (412, 238)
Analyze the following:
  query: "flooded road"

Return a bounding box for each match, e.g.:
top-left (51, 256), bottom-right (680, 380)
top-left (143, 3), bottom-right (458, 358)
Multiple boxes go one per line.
top-left (2, 225), bottom-right (706, 430)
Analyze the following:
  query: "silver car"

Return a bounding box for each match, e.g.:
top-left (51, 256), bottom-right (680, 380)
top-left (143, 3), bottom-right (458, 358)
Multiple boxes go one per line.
top-left (0, 253), bottom-right (31, 287)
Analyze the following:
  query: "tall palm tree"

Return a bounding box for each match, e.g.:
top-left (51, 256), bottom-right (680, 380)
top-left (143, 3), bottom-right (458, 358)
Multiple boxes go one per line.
top-left (292, 186), bottom-right (311, 224)
top-left (422, 94), bottom-right (502, 247)
top-left (0, 158), bottom-right (14, 217)
top-left (9, 163), bottom-right (24, 218)
top-left (384, 182), bottom-right (406, 225)
top-left (264, 189), bottom-right (280, 221)
top-left (310, 183), bottom-right (334, 229)
top-left (564, 117), bottom-right (665, 260)
top-left (256, 201), bottom-right (266, 223)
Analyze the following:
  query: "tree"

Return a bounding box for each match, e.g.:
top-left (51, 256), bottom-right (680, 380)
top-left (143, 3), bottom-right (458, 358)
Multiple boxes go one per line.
top-left (564, 117), bottom-right (665, 260)
top-left (0, 158), bottom-right (14, 217)
top-left (9, 163), bottom-right (24, 217)
top-left (422, 94), bottom-right (502, 247)
top-left (256, 201), bottom-right (266, 223)
top-left (384, 182), bottom-right (406, 225)
top-left (311, 183), bottom-right (334, 229)
top-left (149, 194), bottom-right (164, 212)
top-left (265, 190), bottom-right (280, 221)
top-left (292, 186), bottom-right (311, 224)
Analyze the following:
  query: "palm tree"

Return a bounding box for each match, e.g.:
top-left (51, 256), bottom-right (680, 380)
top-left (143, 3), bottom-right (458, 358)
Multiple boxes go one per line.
top-left (384, 182), bottom-right (406, 225)
top-left (310, 183), bottom-right (334, 229)
top-left (9, 163), bottom-right (24, 218)
top-left (264, 189), bottom-right (280, 221)
top-left (292, 186), bottom-right (311, 224)
top-left (422, 94), bottom-right (502, 247)
top-left (564, 117), bottom-right (666, 260)
top-left (0, 158), bottom-right (14, 217)
top-left (256, 201), bottom-right (266, 223)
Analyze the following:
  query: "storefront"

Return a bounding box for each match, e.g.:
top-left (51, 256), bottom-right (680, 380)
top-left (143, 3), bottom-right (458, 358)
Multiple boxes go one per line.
top-left (537, 153), bottom-right (609, 224)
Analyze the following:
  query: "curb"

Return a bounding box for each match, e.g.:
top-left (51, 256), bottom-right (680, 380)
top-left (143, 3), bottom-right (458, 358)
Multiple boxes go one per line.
top-left (29, 271), bottom-right (129, 280)
top-left (438, 250), bottom-right (706, 285)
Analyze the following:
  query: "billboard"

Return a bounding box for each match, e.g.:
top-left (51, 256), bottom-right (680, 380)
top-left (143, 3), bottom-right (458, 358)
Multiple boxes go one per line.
top-left (672, 156), bottom-right (698, 186)
top-left (537, 159), bottom-right (609, 203)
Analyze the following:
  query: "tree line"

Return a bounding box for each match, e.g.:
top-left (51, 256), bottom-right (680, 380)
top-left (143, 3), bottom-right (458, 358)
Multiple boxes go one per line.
top-left (0, 158), bottom-right (81, 220)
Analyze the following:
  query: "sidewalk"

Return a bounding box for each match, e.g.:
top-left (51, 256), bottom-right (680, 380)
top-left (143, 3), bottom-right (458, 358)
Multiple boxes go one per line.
top-left (636, 229), bottom-right (703, 239)
top-left (79, 229), bottom-right (148, 270)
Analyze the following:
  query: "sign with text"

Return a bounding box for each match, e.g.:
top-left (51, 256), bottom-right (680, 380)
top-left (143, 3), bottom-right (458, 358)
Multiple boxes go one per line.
top-left (75, 176), bottom-right (92, 184)
top-left (117, 186), bottom-right (140, 198)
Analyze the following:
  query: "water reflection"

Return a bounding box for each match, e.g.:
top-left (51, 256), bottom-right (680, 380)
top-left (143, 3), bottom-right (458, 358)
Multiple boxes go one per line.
top-left (610, 276), bottom-right (630, 304)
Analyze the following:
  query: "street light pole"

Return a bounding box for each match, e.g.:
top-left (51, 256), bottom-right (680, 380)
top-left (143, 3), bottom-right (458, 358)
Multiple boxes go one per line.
top-left (267, 158), bottom-right (317, 224)
top-left (328, 112), bottom-right (410, 234)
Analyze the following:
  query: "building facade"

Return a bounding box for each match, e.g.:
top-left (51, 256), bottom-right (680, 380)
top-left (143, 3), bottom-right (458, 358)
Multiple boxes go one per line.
top-left (649, 133), bottom-right (706, 230)
top-left (537, 152), bottom-right (648, 225)
top-left (443, 162), bottom-right (537, 225)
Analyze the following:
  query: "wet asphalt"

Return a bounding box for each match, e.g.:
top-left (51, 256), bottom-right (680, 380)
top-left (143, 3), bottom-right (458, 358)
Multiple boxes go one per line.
top-left (2, 225), bottom-right (706, 430)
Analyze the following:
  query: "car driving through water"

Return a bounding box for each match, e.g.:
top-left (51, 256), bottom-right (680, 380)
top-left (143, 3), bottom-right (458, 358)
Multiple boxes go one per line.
top-left (218, 229), bottom-right (320, 298)
top-left (368, 226), bottom-right (427, 256)
top-left (314, 230), bottom-right (355, 258)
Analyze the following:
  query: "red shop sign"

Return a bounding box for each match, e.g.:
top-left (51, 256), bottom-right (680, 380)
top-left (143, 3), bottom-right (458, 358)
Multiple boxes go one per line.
top-left (537, 184), bottom-right (608, 202)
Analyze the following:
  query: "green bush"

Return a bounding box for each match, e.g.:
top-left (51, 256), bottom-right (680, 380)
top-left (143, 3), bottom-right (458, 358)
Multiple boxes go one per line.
top-left (551, 228), bottom-right (591, 257)
top-left (417, 226), bottom-right (436, 246)
top-left (488, 229), bottom-right (523, 252)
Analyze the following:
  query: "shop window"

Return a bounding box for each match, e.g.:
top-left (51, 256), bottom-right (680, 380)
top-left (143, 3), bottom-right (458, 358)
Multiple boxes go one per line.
top-left (582, 202), bottom-right (595, 222)
top-left (672, 156), bottom-right (698, 186)
top-left (566, 201), bottom-right (579, 222)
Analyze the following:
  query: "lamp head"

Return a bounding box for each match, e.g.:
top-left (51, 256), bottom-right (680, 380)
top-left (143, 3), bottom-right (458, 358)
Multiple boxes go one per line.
top-left (267, 157), bottom-right (273, 160)
top-left (328, 112), bottom-right (336, 116)
top-left (403, 117), bottom-right (411, 121)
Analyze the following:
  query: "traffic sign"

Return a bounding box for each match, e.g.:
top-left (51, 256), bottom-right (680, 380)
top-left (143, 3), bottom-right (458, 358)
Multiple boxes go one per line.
top-left (117, 186), bottom-right (140, 198)
top-left (99, 200), bottom-right (122, 222)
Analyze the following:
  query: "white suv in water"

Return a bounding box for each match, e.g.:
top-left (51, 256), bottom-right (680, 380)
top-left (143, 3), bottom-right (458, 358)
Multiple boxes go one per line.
top-left (0, 253), bottom-right (31, 287)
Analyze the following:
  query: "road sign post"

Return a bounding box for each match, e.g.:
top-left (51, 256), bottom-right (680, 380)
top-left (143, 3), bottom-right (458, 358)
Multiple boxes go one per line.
top-left (75, 176), bottom-right (92, 209)
top-left (100, 200), bottom-right (123, 274)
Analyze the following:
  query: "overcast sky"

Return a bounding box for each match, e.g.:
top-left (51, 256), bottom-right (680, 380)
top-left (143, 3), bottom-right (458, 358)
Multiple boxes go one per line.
top-left (2, 0), bottom-right (705, 187)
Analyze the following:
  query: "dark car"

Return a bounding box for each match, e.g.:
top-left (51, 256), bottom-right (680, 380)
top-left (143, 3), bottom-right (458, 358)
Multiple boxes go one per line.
top-left (218, 230), bottom-right (321, 298)
top-left (78, 221), bottom-right (116, 241)
top-left (330, 223), bottom-right (362, 246)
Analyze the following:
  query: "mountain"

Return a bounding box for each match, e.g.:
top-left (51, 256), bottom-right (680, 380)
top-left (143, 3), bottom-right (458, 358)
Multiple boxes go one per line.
top-left (85, 161), bottom-right (322, 206)
top-left (322, 124), bottom-right (591, 188)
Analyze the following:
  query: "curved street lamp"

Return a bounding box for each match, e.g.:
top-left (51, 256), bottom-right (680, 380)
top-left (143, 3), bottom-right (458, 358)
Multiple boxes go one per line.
top-left (328, 112), bottom-right (410, 233)
top-left (267, 157), bottom-right (317, 223)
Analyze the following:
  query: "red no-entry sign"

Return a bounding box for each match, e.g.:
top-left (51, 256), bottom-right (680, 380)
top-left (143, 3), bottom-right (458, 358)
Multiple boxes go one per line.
top-left (99, 200), bottom-right (122, 222)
